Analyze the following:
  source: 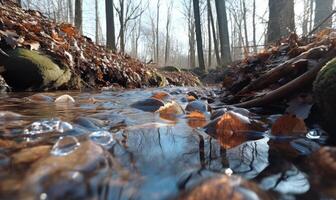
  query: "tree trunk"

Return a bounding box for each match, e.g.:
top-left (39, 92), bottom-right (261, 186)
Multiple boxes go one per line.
top-left (156, 0), bottom-right (160, 65)
top-left (252, 0), bottom-right (257, 53)
top-left (207, 0), bottom-right (212, 68)
top-left (75, 0), bottom-right (83, 33)
top-left (105, 0), bottom-right (116, 51)
top-left (242, 0), bottom-right (249, 55)
top-left (193, 0), bottom-right (206, 71)
top-left (208, 0), bottom-right (220, 66)
top-left (165, 3), bottom-right (172, 65)
top-left (314, 0), bottom-right (334, 30)
top-left (215, 0), bottom-right (231, 66)
top-left (95, 0), bottom-right (99, 45)
top-left (267, 0), bottom-right (295, 43)
top-left (119, 0), bottom-right (125, 53)
top-left (68, 0), bottom-right (74, 24)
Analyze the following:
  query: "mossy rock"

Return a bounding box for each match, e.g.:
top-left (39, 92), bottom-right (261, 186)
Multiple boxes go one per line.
top-left (0, 48), bottom-right (71, 91)
top-left (160, 66), bottom-right (181, 72)
top-left (313, 58), bottom-right (336, 132)
top-left (147, 70), bottom-right (168, 87)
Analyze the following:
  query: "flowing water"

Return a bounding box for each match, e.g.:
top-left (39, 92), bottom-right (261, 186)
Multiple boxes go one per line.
top-left (0, 87), bottom-right (333, 200)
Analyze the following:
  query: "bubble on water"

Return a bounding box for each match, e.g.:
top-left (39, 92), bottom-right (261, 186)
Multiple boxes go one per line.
top-left (306, 129), bottom-right (322, 139)
top-left (89, 130), bottom-right (114, 147)
top-left (24, 119), bottom-right (73, 135)
top-left (51, 136), bottom-right (80, 156)
top-left (55, 94), bottom-right (75, 103)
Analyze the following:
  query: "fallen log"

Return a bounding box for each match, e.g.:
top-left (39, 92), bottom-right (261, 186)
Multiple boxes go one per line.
top-left (235, 48), bottom-right (336, 108)
top-left (236, 46), bottom-right (329, 96)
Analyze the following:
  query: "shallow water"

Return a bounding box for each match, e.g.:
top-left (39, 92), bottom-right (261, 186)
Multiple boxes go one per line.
top-left (0, 87), bottom-right (333, 200)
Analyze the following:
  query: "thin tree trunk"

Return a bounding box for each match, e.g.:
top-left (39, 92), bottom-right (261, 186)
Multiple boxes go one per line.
top-left (207, 0), bottom-right (212, 68)
top-left (95, 0), bottom-right (99, 44)
top-left (165, 2), bottom-right (172, 65)
top-left (314, 0), bottom-right (334, 30)
top-left (242, 0), bottom-right (249, 55)
top-left (156, 0), bottom-right (160, 65)
top-left (193, 0), bottom-right (206, 71)
top-left (215, 0), bottom-right (231, 66)
top-left (105, 0), bottom-right (116, 51)
top-left (119, 0), bottom-right (125, 52)
top-left (252, 0), bottom-right (257, 53)
top-left (309, 0), bottom-right (314, 32)
top-left (68, 0), bottom-right (74, 24)
top-left (208, 0), bottom-right (220, 66)
top-left (75, 0), bottom-right (83, 33)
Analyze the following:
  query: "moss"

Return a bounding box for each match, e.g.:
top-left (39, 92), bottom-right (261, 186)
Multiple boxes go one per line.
top-left (1, 48), bottom-right (71, 90)
top-left (313, 58), bottom-right (336, 131)
top-left (160, 66), bottom-right (181, 72)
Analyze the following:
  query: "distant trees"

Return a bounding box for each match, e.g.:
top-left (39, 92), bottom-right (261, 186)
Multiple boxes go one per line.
top-left (105, 0), bottom-right (116, 51)
top-left (267, 0), bottom-right (295, 43)
top-left (74, 0), bottom-right (83, 33)
top-left (215, 0), bottom-right (231, 66)
top-left (68, 0), bottom-right (73, 24)
top-left (193, 0), bottom-right (205, 71)
top-left (314, 0), bottom-right (334, 30)
top-left (182, 0), bottom-right (196, 68)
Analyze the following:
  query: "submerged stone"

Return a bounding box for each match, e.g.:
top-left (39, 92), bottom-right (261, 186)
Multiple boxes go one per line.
top-left (131, 98), bottom-right (165, 112)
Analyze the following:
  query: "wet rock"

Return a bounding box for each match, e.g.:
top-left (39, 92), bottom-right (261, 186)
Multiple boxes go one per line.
top-left (20, 141), bottom-right (108, 199)
top-left (131, 98), bottom-right (165, 112)
top-left (185, 100), bottom-right (208, 113)
top-left (186, 111), bottom-right (207, 128)
top-left (0, 75), bottom-right (10, 92)
top-left (160, 66), bottom-right (181, 72)
top-left (25, 94), bottom-right (54, 103)
top-left (55, 94), bottom-right (75, 103)
top-left (0, 48), bottom-right (71, 91)
top-left (151, 91), bottom-right (171, 101)
top-left (313, 58), bottom-right (336, 136)
top-left (157, 101), bottom-right (184, 121)
top-left (205, 111), bottom-right (264, 149)
top-left (11, 145), bottom-right (51, 165)
top-left (311, 147), bottom-right (336, 179)
top-left (177, 175), bottom-right (273, 200)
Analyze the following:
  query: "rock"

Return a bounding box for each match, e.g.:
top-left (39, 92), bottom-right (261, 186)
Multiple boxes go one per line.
top-left (0, 75), bottom-right (10, 92)
top-left (185, 100), bottom-right (208, 113)
top-left (55, 94), bottom-right (75, 103)
top-left (177, 175), bottom-right (273, 200)
top-left (0, 48), bottom-right (71, 91)
top-left (314, 58), bottom-right (336, 136)
top-left (160, 66), bottom-right (181, 72)
top-left (157, 101), bottom-right (184, 121)
top-left (147, 70), bottom-right (168, 87)
top-left (131, 98), bottom-right (165, 112)
top-left (11, 145), bottom-right (51, 165)
top-left (20, 141), bottom-right (108, 199)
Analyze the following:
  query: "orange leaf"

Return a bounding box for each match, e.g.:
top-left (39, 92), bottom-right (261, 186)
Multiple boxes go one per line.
top-left (60, 24), bottom-right (77, 37)
top-left (187, 111), bottom-right (207, 128)
top-left (187, 95), bottom-right (196, 102)
top-left (215, 111), bottom-right (251, 149)
top-left (271, 114), bottom-right (307, 135)
top-left (152, 91), bottom-right (170, 101)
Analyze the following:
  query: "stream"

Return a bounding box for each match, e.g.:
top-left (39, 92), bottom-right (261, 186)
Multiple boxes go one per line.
top-left (0, 87), bottom-right (332, 200)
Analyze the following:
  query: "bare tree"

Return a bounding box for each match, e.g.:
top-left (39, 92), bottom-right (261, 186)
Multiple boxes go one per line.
top-left (182, 0), bottom-right (196, 68)
top-left (156, 0), bottom-right (160, 64)
top-left (267, 0), bottom-right (295, 43)
top-left (115, 0), bottom-right (146, 53)
top-left (164, 1), bottom-right (173, 65)
top-left (242, 0), bottom-right (249, 54)
top-left (207, 0), bottom-right (220, 66)
top-left (75, 0), bottom-right (83, 33)
top-left (252, 0), bottom-right (257, 53)
top-left (215, 0), bottom-right (231, 66)
top-left (314, 0), bottom-right (334, 30)
top-left (95, 0), bottom-right (99, 44)
top-left (68, 0), bottom-right (73, 24)
top-left (106, 0), bottom-right (116, 51)
top-left (193, 0), bottom-right (205, 71)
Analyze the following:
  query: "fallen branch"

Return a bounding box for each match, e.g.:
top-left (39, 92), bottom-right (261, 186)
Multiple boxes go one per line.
top-left (234, 48), bottom-right (336, 108)
top-left (236, 46), bottom-right (329, 96)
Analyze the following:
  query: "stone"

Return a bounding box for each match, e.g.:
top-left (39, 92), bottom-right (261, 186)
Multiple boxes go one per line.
top-left (313, 58), bottom-right (336, 135)
top-left (0, 48), bottom-right (71, 91)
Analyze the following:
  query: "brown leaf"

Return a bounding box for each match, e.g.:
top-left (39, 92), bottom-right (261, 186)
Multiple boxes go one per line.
top-left (271, 114), bottom-right (307, 136)
top-left (152, 91), bottom-right (170, 101)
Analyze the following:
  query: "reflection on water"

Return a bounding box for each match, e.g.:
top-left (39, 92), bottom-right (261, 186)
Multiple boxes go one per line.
top-left (0, 87), bottom-right (332, 199)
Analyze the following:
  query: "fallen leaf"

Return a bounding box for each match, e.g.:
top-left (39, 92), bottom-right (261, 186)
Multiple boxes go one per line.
top-left (151, 91), bottom-right (170, 101)
top-left (158, 101), bottom-right (184, 121)
top-left (271, 114), bottom-right (307, 136)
